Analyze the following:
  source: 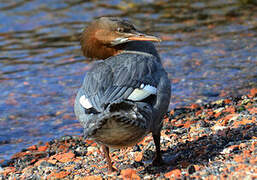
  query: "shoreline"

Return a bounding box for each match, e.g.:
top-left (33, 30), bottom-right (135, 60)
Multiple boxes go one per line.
top-left (1, 88), bottom-right (256, 179)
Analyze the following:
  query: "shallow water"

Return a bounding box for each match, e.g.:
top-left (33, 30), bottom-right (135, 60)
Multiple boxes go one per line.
top-left (0, 0), bottom-right (256, 160)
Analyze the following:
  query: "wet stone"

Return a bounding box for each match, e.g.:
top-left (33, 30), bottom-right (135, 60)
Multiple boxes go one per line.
top-left (174, 108), bottom-right (190, 116)
top-left (1, 91), bottom-right (256, 179)
top-left (198, 120), bottom-right (210, 127)
top-left (132, 161), bottom-right (144, 168)
top-left (40, 161), bottom-right (55, 167)
top-left (187, 164), bottom-right (196, 174)
top-left (133, 144), bottom-right (141, 152)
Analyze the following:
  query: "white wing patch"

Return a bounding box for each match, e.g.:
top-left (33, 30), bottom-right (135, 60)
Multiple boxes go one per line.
top-left (128, 84), bottom-right (157, 101)
top-left (79, 95), bottom-right (93, 109)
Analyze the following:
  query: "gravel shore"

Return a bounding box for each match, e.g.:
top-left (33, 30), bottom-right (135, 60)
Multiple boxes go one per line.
top-left (1, 88), bottom-right (256, 179)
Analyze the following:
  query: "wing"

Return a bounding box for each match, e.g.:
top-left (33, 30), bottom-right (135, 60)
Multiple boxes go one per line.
top-left (79, 53), bottom-right (163, 112)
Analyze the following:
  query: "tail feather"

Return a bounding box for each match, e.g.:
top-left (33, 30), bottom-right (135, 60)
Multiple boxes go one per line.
top-left (78, 101), bottom-right (153, 138)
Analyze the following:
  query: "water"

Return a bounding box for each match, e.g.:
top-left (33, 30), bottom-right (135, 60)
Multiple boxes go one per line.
top-left (0, 0), bottom-right (256, 160)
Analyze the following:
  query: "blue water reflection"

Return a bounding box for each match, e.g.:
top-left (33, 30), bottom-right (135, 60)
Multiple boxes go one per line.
top-left (0, 0), bottom-right (256, 160)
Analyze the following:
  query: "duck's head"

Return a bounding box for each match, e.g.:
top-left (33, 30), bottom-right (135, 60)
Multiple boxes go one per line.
top-left (80, 17), bottom-right (161, 60)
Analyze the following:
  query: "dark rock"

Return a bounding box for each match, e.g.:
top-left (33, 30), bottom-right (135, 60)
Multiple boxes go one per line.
top-left (187, 164), bottom-right (196, 174)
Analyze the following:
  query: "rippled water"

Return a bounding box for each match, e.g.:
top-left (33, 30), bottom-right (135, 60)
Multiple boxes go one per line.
top-left (0, 0), bottom-right (256, 160)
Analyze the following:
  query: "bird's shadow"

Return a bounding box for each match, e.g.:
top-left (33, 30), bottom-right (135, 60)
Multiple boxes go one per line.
top-left (136, 123), bottom-right (256, 174)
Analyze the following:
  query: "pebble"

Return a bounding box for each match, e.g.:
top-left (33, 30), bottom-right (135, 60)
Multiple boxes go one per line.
top-left (187, 164), bottom-right (196, 174)
top-left (0, 91), bottom-right (256, 179)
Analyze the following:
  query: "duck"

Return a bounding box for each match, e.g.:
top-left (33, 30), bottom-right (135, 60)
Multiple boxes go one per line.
top-left (74, 17), bottom-right (171, 172)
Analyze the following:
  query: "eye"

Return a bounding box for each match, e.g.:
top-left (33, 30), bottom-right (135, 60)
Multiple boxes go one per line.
top-left (117, 27), bottom-right (123, 32)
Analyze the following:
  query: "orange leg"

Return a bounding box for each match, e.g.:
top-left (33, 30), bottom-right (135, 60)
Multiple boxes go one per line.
top-left (101, 145), bottom-right (117, 172)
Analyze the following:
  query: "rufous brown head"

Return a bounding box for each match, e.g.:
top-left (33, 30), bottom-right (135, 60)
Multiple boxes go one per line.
top-left (80, 17), bottom-right (161, 60)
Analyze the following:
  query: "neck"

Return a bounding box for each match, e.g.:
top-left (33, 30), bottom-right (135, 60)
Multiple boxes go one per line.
top-left (117, 41), bottom-right (161, 61)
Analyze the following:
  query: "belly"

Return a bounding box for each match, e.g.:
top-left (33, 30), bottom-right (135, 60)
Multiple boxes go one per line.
top-left (90, 117), bottom-right (148, 148)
